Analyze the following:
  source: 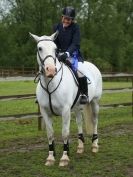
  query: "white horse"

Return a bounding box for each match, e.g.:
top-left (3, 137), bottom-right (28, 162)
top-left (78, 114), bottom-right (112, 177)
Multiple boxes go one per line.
top-left (30, 32), bottom-right (102, 167)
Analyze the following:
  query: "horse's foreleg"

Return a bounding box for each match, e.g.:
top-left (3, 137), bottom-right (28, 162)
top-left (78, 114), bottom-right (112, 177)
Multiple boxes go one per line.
top-left (59, 107), bottom-right (71, 167)
top-left (91, 99), bottom-right (99, 153)
top-left (75, 110), bottom-right (84, 154)
top-left (40, 107), bottom-right (55, 166)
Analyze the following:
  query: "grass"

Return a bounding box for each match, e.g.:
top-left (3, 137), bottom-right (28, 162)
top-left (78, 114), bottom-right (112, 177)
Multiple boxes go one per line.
top-left (0, 99), bottom-right (37, 116)
top-left (100, 92), bottom-right (132, 104)
top-left (0, 107), bottom-right (132, 177)
top-left (0, 80), bottom-right (35, 96)
top-left (0, 80), bottom-right (133, 177)
top-left (0, 81), bottom-right (132, 97)
top-left (0, 106), bottom-right (132, 143)
top-left (102, 80), bottom-right (132, 89)
top-left (0, 80), bottom-right (37, 116)
top-left (0, 134), bottom-right (132, 177)
top-left (0, 80), bottom-right (132, 116)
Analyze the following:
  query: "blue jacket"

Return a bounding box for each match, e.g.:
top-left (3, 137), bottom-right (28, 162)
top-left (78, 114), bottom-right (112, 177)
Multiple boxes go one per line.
top-left (53, 22), bottom-right (83, 61)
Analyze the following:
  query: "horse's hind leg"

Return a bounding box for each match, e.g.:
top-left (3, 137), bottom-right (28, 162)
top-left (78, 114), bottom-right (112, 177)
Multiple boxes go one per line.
top-left (75, 109), bottom-right (84, 154)
top-left (40, 107), bottom-right (55, 166)
top-left (91, 98), bottom-right (100, 153)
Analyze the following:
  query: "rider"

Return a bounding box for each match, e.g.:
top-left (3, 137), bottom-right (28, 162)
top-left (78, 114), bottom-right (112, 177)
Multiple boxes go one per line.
top-left (53, 6), bottom-right (88, 104)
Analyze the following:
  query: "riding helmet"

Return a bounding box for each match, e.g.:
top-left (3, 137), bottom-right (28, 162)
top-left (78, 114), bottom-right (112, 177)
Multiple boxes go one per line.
top-left (62, 6), bottom-right (75, 19)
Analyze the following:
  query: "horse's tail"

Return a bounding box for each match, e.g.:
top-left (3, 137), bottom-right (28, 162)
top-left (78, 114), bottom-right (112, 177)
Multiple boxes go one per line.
top-left (83, 103), bottom-right (93, 135)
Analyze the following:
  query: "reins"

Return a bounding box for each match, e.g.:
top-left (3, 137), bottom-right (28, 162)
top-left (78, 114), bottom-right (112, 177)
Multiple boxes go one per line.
top-left (36, 39), bottom-right (65, 115)
top-left (36, 62), bottom-right (63, 116)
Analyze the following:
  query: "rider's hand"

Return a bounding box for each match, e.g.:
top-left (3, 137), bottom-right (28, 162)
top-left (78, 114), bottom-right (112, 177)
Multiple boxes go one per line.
top-left (65, 59), bottom-right (71, 67)
top-left (58, 53), bottom-right (68, 62)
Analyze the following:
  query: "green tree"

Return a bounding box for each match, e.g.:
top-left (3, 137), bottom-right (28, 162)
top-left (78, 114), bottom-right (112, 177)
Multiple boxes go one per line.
top-left (0, 0), bottom-right (132, 72)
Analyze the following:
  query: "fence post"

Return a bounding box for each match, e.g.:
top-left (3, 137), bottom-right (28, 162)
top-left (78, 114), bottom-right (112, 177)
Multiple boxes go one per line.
top-left (38, 104), bottom-right (42, 130)
top-left (132, 77), bottom-right (133, 117)
top-left (22, 66), bottom-right (24, 76)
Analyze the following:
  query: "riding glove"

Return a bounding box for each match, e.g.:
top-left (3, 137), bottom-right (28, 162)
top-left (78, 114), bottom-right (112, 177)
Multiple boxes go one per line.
top-left (58, 53), bottom-right (68, 62)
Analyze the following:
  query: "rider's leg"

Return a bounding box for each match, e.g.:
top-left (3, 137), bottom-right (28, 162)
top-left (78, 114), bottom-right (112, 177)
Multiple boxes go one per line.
top-left (60, 55), bottom-right (88, 104)
top-left (78, 76), bottom-right (88, 104)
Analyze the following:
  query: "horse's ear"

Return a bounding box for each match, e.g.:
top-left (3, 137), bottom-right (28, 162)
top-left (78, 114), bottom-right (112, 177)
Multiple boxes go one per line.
top-left (50, 31), bottom-right (59, 41)
top-left (29, 32), bottom-right (40, 43)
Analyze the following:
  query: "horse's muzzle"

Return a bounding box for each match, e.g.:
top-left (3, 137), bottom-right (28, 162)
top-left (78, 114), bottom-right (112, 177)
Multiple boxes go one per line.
top-left (45, 65), bottom-right (57, 78)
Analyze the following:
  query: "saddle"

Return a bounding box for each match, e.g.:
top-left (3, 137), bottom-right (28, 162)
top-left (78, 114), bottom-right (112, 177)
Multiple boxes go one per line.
top-left (63, 60), bottom-right (79, 85)
top-left (63, 61), bottom-right (90, 105)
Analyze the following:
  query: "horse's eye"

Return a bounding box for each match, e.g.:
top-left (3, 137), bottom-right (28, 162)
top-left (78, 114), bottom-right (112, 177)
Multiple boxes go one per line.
top-left (38, 47), bottom-right (42, 51)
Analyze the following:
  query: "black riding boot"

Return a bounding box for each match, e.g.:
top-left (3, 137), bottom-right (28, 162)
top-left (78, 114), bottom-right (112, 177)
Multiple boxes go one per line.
top-left (78, 76), bottom-right (88, 104)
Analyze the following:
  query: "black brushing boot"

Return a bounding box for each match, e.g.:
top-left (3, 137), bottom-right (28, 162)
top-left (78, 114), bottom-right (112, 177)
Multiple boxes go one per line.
top-left (78, 76), bottom-right (88, 104)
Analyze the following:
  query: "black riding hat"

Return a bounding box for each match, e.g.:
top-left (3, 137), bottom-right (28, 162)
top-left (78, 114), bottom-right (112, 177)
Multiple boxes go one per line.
top-left (62, 6), bottom-right (75, 19)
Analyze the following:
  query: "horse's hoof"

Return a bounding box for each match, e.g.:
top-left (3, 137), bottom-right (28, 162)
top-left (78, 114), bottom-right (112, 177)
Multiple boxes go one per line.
top-left (45, 159), bottom-right (55, 166)
top-left (92, 146), bottom-right (99, 153)
top-left (59, 159), bottom-right (69, 167)
top-left (77, 147), bottom-right (84, 154)
top-left (59, 155), bottom-right (70, 167)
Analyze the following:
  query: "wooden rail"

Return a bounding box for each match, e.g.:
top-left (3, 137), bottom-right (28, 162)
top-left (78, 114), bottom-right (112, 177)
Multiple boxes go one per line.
top-left (0, 67), bottom-right (36, 77)
top-left (0, 87), bottom-right (132, 101)
top-left (0, 74), bottom-right (133, 129)
top-left (0, 88), bottom-right (132, 118)
top-left (0, 94), bottom-right (35, 101)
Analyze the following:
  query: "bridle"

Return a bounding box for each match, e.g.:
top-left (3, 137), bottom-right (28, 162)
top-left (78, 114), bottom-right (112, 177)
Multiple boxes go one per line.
top-left (36, 39), bottom-right (63, 116)
top-left (37, 39), bottom-right (56, 67)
